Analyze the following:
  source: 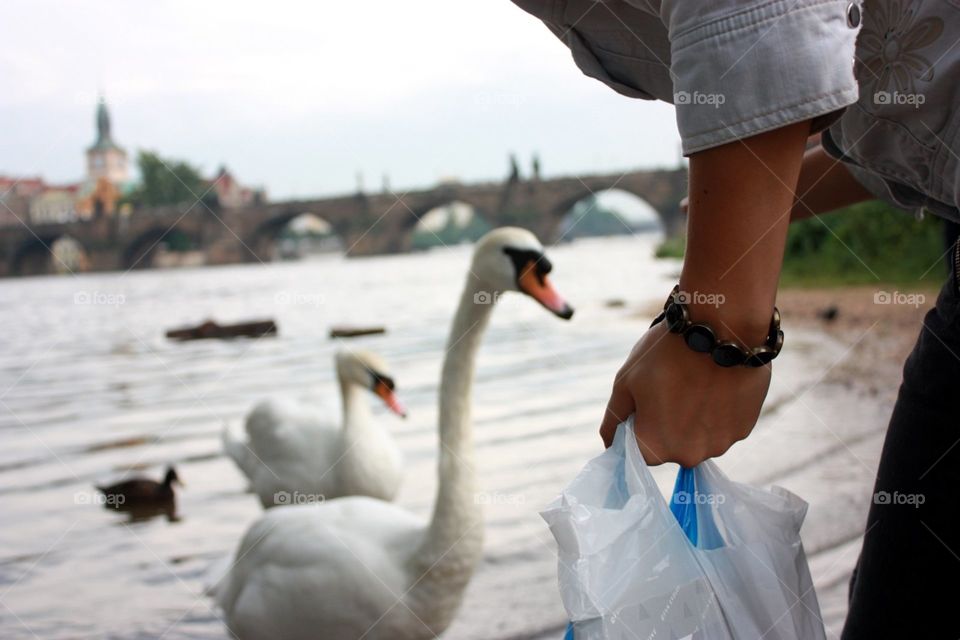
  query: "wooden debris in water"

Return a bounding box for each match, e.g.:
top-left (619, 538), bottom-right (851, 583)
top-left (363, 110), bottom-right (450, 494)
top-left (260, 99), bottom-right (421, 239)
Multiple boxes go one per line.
top-left (329, 326), bottom-right (386, 339)
top-left (166, 319), bottom-right (278, 341)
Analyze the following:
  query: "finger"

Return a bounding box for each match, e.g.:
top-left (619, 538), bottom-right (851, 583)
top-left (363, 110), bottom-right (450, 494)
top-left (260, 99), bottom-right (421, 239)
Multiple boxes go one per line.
top-left (599, 383), bottom-right (635, 448)
top-left (636, 436), bottom-right (670, 467)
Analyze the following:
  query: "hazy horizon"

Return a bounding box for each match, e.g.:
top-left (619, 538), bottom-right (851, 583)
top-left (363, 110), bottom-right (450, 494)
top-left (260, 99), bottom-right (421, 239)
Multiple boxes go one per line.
top-left (2, 0), bottom-right (683, 201)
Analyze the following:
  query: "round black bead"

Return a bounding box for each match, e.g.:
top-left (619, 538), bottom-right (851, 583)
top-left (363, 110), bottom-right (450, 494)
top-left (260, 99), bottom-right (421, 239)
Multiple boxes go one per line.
top-left (846, 2), bottom-right (861, 28)
top-left (664, 302), bottom-right (687, 333)
top-left (745, 346), bottom-right (777, 367)
top-left (771, 330), bottom-right (784, 353)
top-left (683, 324), bottom-right (716, 353)
top-left (712, 342), bottom-right (747, 367)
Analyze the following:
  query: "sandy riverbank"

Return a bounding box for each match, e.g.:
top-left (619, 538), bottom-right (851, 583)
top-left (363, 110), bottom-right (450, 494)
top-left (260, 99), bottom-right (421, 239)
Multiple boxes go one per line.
top-left (777, 284), bottom-right (938, 392)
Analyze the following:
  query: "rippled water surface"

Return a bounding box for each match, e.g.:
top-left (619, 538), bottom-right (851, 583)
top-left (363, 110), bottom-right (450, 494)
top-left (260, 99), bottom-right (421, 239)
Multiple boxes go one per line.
top-left (0, 235), bottom-right (675, 638)
top-left (0, 234), bottom-right (884, 639)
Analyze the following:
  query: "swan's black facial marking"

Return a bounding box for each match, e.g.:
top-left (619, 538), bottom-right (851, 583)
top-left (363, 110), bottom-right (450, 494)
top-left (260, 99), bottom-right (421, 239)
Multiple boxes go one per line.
top-left (503, 247), bottom-right (551, 285)
top-left (366, 368), bottom-right (396, 392)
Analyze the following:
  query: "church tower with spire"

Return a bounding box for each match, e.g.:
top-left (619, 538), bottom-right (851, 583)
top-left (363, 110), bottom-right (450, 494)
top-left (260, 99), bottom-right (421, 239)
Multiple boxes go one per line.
top-left (86, 97), bottom-right (128, 185)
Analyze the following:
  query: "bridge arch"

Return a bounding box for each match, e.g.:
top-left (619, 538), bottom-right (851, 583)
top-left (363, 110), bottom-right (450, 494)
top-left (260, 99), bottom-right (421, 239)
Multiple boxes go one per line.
top-left (11, 234), bottom-right (89, 276)
top-left (409, 200), bottom-right (492, 250)
top-left (122, 226), bottom-right (202, 270)
top-left (248, 211), bottom-right (345, 261)
top-left (553, 188), bottom-right (663, 243)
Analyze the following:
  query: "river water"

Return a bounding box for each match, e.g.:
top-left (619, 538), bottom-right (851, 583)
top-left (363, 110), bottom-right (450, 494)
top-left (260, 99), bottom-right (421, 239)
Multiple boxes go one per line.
top-left (0, 234), bottom-right (887, 639)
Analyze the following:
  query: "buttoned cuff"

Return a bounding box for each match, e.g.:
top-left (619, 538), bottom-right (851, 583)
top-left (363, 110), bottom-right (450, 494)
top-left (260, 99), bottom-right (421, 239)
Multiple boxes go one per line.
top-left (670, 0), bottom-right (862, 154)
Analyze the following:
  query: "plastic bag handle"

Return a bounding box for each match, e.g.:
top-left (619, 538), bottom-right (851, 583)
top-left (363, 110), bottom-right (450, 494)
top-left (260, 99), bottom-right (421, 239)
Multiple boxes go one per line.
top-left (669, 466), bottom-right (699, 545)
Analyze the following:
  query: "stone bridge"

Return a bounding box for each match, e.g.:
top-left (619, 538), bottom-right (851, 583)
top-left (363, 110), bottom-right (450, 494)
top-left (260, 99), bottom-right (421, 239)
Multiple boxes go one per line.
top-left (0, 167), bottom-right (687, 277)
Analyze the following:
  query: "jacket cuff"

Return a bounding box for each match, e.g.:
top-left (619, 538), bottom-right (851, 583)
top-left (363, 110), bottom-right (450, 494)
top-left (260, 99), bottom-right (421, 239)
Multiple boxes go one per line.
top-left (669, 0), bottom-right (861, 154)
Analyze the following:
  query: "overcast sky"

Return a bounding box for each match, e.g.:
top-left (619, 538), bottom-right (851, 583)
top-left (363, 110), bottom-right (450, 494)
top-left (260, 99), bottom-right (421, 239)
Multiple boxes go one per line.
top-left (1, 1), bottom-right (682, 200)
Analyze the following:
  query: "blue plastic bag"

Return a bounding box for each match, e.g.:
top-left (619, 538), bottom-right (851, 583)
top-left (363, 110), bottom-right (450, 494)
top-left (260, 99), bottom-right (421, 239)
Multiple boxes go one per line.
top-left (546, 418), bottom-right (824, 639)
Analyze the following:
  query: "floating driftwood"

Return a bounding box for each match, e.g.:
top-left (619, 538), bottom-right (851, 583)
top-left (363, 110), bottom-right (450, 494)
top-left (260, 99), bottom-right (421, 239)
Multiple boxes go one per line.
top-left (329, 326), bottom-right (386, 339)
top-left (166, 319), bottom-right (277, 341)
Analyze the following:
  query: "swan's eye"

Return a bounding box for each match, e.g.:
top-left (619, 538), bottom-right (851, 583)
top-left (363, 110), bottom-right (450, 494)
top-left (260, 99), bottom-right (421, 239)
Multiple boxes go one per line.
top-left (367, 369), bottom-right (395, 391)
top-left (503, 247), bottom-right (550, 284)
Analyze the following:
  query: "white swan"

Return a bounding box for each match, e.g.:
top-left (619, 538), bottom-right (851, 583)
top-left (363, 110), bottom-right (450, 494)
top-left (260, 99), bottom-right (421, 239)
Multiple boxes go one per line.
top-left (223, 350), bottom-right (407, 507)
top-left (212, 227), bottom-right (574, 639)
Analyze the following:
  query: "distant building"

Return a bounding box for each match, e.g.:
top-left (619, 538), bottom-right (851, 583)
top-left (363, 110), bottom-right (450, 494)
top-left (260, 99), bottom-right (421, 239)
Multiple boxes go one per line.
top-left (3, 96), bottom-right (254, 228)
top-left (86, 98), bottom-right (129, 185)
top-left (208, 165), bottom-right (262, 208)
top-left (0, 176), bottom-right (47, 227)
top-left (0, 176), bottom-right (46, 199)
top-left (75, 178), bottom-right (123, 219)
top-left (29, 186), bottom-right (79, 224)
top-left (2, 98), bottom-right (133, 227)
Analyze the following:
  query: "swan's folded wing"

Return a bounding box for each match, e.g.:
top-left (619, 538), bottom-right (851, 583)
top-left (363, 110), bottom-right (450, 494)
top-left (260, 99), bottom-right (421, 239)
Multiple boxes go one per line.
top-left (222, 424), bottom-right (259, 480)
top-left (216, 500), bottom-right (425, 638)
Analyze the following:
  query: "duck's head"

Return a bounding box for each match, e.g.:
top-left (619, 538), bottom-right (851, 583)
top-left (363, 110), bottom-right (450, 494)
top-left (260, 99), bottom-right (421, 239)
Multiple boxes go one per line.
top-left (470, 227), bottom-right (574, 320)
top-left (164, 466), bottom-right (182, 487)
top-left (335, 350), bottom-right (407, 418)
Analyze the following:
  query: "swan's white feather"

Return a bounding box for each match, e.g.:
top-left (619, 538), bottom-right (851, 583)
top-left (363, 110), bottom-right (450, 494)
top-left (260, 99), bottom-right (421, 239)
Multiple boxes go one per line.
top-left (226, 397), bottom-right (401, 507)
top-left (217, 498), bottom-right (425, 640)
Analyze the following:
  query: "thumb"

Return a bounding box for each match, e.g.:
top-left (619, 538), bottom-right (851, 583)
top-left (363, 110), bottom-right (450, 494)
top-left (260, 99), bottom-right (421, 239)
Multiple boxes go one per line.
top-left (599, 382), bottom-right (636, 448)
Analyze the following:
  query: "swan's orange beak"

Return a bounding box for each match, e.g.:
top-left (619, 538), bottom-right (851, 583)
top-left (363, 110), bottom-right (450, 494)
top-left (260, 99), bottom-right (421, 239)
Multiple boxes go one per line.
top-left (374, 380), bottom-right (407, 418)
top-left (518, 267), bottom-right (574, 320)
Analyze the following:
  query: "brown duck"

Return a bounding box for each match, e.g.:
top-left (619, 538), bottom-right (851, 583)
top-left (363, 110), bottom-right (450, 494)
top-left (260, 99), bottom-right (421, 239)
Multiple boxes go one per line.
top-left (96, 466), bottom-right (181, 507)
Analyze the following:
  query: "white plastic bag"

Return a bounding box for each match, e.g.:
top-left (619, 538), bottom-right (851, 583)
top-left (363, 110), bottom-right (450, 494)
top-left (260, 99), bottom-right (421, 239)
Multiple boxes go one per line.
top-left (542, 418), bottom-right (825, 639)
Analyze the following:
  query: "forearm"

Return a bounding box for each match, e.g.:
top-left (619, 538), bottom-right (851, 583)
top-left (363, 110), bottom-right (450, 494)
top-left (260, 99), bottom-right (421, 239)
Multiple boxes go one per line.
top-left (790, 144), bottom-right (874, 221)
top-left (679, 120), bottom-right (811, 345)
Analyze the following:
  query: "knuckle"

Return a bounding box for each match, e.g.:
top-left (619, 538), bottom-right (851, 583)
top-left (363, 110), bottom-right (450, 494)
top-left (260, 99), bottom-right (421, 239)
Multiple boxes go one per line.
top-left (708, 444), bottom-right (731, 460)
top-left (676, 443), bottom-right (712, 468)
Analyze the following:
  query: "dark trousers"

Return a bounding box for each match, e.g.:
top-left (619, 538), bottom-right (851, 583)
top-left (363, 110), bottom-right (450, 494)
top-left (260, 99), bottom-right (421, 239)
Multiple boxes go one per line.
top-left (842, 242), bottom-right (960, 639)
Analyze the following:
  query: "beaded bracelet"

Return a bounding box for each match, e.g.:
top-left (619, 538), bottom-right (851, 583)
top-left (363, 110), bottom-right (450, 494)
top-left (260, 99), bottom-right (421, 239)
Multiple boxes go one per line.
top-left (650, 285), bottom-right (783, 368)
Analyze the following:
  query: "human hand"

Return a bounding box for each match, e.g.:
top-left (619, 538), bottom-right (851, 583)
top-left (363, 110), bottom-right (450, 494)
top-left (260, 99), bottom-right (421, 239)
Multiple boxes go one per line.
top-left (598, 320), bottom-right (771, 467)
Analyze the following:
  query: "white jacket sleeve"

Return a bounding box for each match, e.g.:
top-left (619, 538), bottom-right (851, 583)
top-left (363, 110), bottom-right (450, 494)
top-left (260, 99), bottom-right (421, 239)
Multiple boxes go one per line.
top-left (663, 0), bottom-right (862, 153)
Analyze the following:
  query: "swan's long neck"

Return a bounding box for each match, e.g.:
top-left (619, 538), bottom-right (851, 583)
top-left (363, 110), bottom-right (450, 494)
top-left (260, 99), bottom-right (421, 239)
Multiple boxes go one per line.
top-left (339, 378), bottom-right (372, 437)
top-left (336, 375), bottom-right (384, 495)
top-left (407, 274), bottom-right (491, 618)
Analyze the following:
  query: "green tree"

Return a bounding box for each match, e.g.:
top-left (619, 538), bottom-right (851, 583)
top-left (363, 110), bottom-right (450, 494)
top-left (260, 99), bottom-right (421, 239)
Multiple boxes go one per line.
top-left (128, 150), bottom-right (208, 207)
top-left (781, 201), bottom-right (945, 285)
top-left (655, 200), bottom-right (948, 285)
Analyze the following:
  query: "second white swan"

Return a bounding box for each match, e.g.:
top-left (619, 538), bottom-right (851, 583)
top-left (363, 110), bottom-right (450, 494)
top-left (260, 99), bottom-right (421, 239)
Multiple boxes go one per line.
top-left (223, 349), bottom-right (407, 507)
